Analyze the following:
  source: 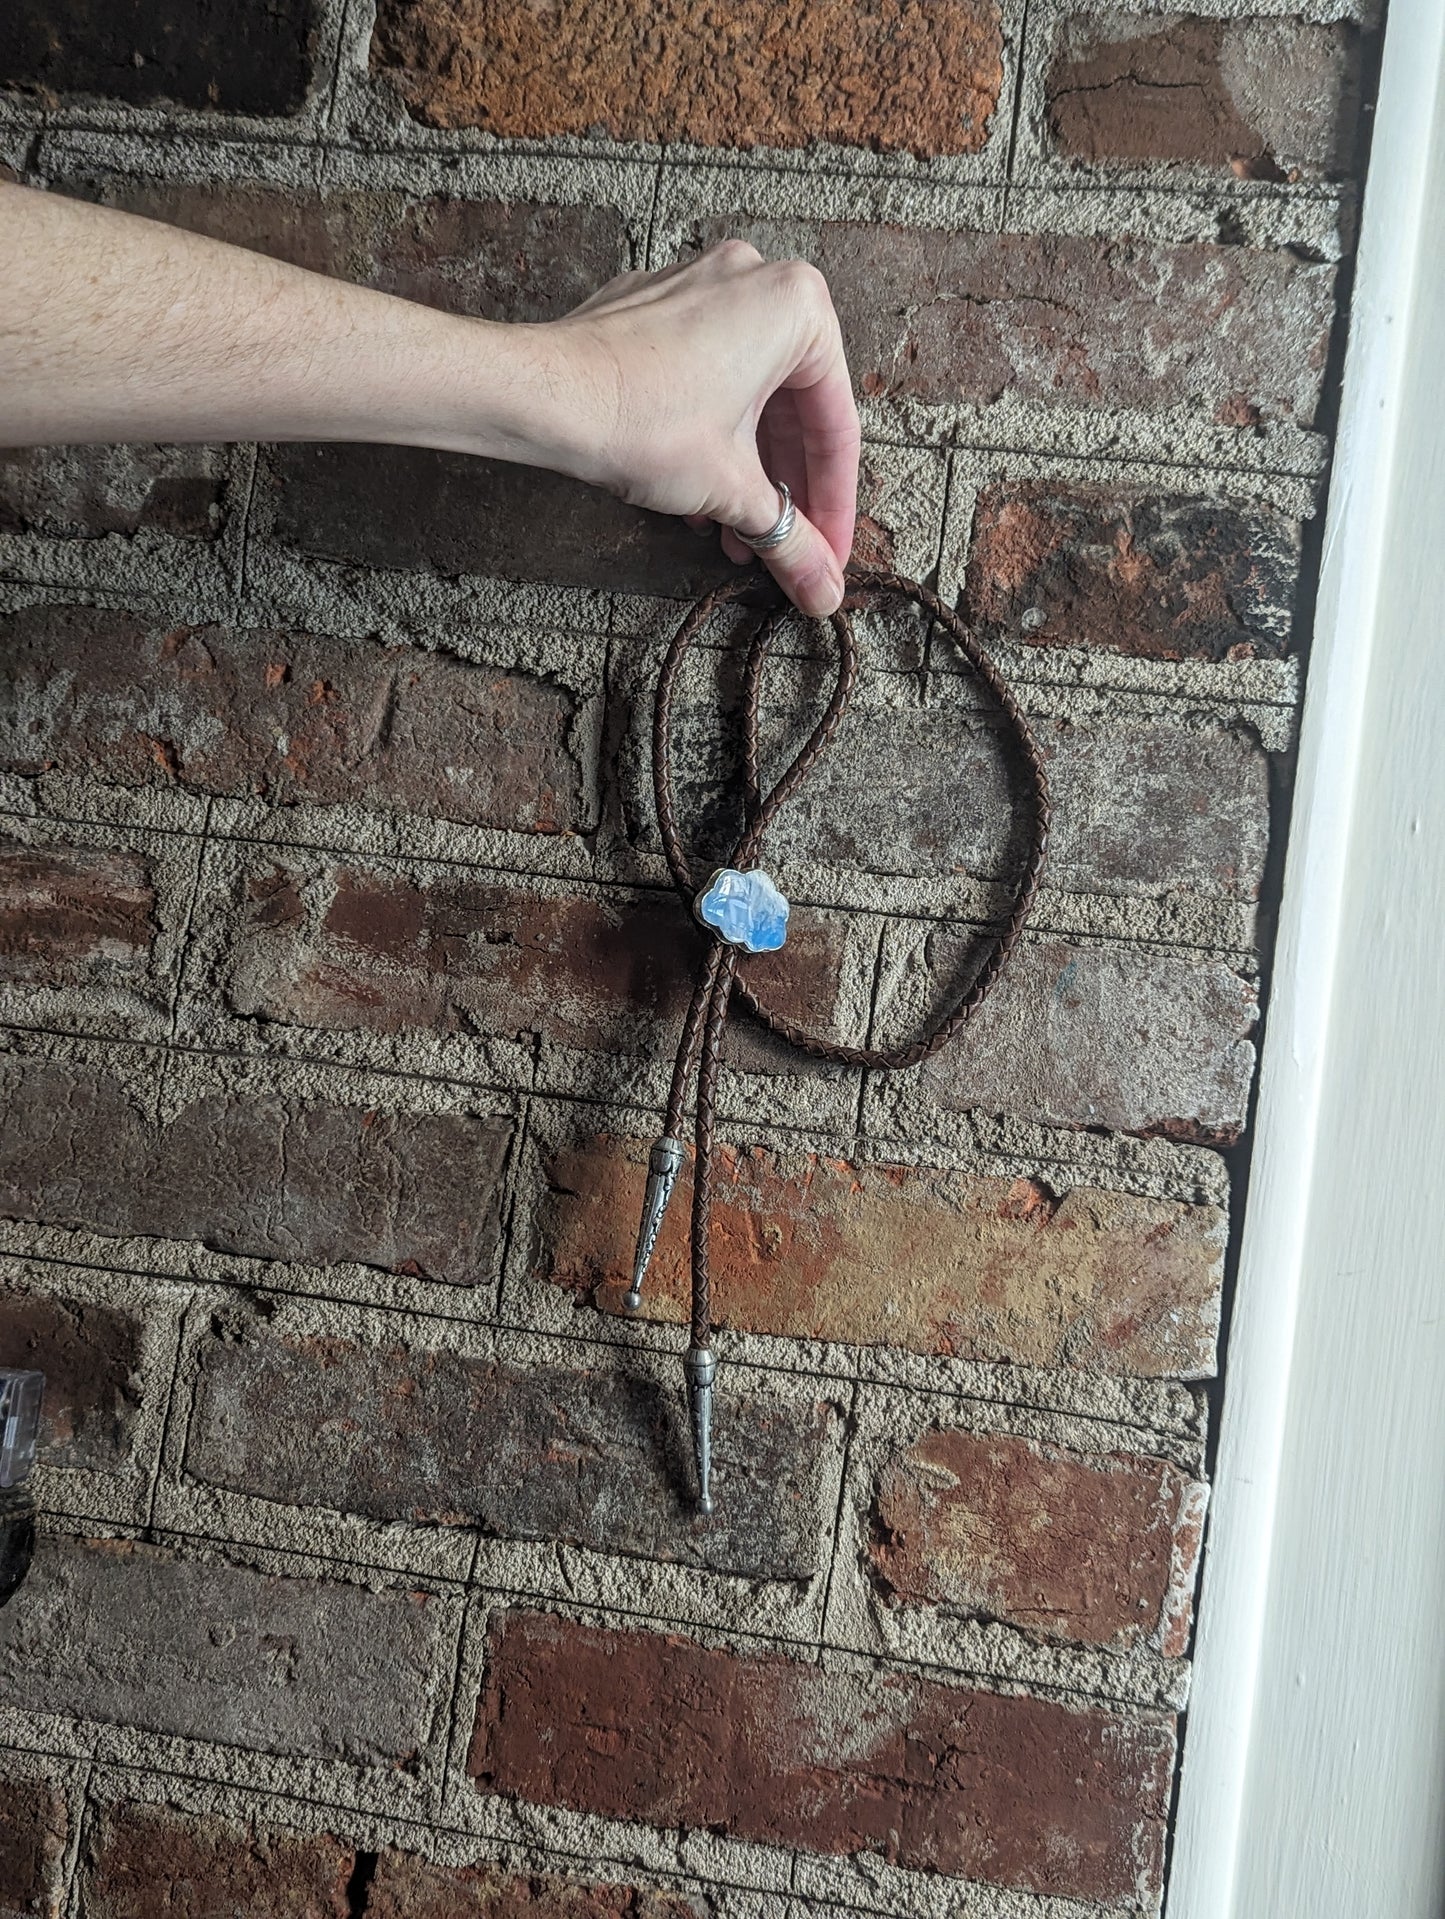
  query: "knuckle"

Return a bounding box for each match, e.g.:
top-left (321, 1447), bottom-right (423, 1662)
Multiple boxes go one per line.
top-left (773, 257), bottom-right (828, 303)
top-left (709, 236), bottom-right (763, 268)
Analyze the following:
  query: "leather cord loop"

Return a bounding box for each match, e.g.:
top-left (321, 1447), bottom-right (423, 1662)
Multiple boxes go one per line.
top-left (638, 565), bottom-right (1052, 1512)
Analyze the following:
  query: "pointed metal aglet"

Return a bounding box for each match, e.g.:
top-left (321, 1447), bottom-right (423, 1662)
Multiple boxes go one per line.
top-left (683, 1345), bottom-right (717, 1515)
top-left (624, 1135), bottom-right (685, 1313)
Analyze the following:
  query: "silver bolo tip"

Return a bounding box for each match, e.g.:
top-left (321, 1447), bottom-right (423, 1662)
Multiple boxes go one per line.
top-left (624, 1135), bottom-right (685, 1313)
top-left (683, 1344), bottom-right (717, 1515)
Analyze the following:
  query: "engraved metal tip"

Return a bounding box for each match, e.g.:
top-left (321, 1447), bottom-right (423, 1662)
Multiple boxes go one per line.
top-left (625, 1135), bottom-right (685, 1313)
top-left (683, 1344), bottom-right (717, 1516)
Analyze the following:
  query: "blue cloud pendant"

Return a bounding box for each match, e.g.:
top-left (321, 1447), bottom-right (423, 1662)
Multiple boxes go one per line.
top-left (694, 867), bottom-right (790, 954)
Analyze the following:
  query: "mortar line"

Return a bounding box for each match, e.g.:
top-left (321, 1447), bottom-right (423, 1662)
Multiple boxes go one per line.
top-left (58, 1757), bottom-right (96, 1919)
top-left (3, 1234), bottom-right (1207, 1454)
top-left (226, 443), bottom-right (262, 621)
top-left (1000, 0), bottom-right (1034, 233)
top-left (142, 1293), bottom-right (199, 1534)
top-left (814, 1378), bottom-right (862, 1666)
top-left (318, 0), bottom-right (358, 148)
top-left (13, 1502), bottom-right (1186, 1715)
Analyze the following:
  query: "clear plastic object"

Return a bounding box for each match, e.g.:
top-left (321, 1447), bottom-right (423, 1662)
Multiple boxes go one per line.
top-left (0, 1370), bottom-right (44, 1489)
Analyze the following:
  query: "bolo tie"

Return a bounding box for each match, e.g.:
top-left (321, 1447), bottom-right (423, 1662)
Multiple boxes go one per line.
top-left (625, 559), bottom-right (1051, 1515)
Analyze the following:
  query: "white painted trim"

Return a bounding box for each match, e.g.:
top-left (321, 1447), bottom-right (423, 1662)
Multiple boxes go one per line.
top-left (1167, 4), bottom-right (1445, 1914)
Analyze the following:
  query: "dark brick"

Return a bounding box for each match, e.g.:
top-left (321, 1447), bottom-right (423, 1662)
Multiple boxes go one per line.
top-left (963, 483), bottom-right (1301, 659)
top-left (880, 934), bottom-right (1257, 1143)
top-left (71, 181), bottom-right (628, 323)
top-left (0, 444), bottom-right (225, 541)
top-left (0, 1779), bottom-right (66, 1917)
top-left (0, 1535), bottom-right (445, 1763)
top-left (1045, 13), bottom-right (1364, 179)
top-left (871, 1428), bottom-right (1207, 1654)
top-left (0, 605), bottom-right (591, 836)
top-left (0, 839), bottom-right (155, 985)
top-left (82, 1802), bottom-right (352, 1919)
top-left (185, 1327), bottom-right (833, 1580)
top-left (0, 0), bottom-right (319, 116)
top-left (685, 219), bottom-right (1335, 427)
top-left (469, 1611), bottom-right (1173, 1903)
top-left (258, 442), bottom-right (732, 597)
top-left (539, 1136), bottom-right (1225, 1378)
top-left (0, 1287), bottom-right (141, 1471)
top-left (0, 1060), bottom-right (511, 1286)
top-left (367, 1850), bottom-right (699, 1919)
top-left (224, 862), bottom-right (854, 1065)
top-left (370, 0), bottom-right (1003, 156)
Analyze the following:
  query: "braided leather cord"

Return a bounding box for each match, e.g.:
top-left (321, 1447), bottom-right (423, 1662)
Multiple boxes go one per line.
top-left (652, 566), bottom-right (1052, 1371)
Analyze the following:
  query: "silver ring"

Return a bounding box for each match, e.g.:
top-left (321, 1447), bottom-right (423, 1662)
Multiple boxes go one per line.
top-left (736, 481), bottom-right (795, 553)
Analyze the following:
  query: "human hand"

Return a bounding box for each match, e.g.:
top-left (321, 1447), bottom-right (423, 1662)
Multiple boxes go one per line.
top-left (543, 240), bottom-right (860, 619)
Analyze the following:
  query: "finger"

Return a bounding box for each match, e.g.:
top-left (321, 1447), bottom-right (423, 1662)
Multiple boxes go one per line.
top-left (683, 512), bottom-right (715, 537)
top-left (784, 346), bottom-right (860, 570)
top-left (757, 387), bottom-right (811, 526)
top-left (565, 268), bottom-right (648, 316)
top-left (728, 470), bottom-right (844, 619)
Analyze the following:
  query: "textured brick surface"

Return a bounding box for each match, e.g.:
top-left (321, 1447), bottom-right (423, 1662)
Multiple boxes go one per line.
top-left (0, 1535), bottom-right (444, 1762)
top-left (224, 862), bottom-right (853, 1063)
top-left (1045, 13), bottom-right (1363, 178)
top-left (0, 0), bottom-right (318, 116)
top-left (470, 1611), bottom-right (1174, 1901)
top-left (258, 442), bottom-right (735, 596)
top-left (685, 218), bottom-right (1335, 427)
top-left (0, 1060), bottom-right (511, 1285)
top-left (0, 1779), bottom-right (66, 1918)
top-left (186, 1327), bottom-right (833, 1579)
top-left (0, 444), bottom-right (225, 541)
top-left (0, 606), bottom-right (591, 835)
top-left (962, 483), bottom-right (1301, 659)
top-left (0, 1287), bottom-right (141, 1471)
top-left (630, 689), bottom-right (1270, 897)
top-left (881, 934), bottom-right (1258, 1143)
top-left (367, 1851), bottom-right (702, 1919)
top-left (78, 180), bottom-right (629, 322)
top-left (540, 1136), bottom-right (1224, 1376)
top-left (371, 0), bottom-right (1004, 154)
top-left (871, 1428), bottom-right (1207, 1654)
top-left (81, 1802), bottom-right (352, 1919)
top-left (0, 839), bottom-right (155, 985)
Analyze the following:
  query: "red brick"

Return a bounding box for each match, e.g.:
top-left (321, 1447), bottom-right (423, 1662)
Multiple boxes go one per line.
top-left (73, 180), bottom-right (627, 323)
top-left (82, 1802), bottom-right (352, 1919)
top-left (469, 1611), bottom-right (1173, 1903)
top-left (0, 1779), bottom-right (66, 1917)
top-left (370, 0), bottom-right (1003, 155)
top-left (539, 1136), bottom-right (1224, 1378)
top-left (885, 934), bottom-right (1257, 1144)
top-left (962, 482), bottom-right (1301, 660)
top-left (0, 839), bottom-right (155, 985)
top-left (0, 1536), bottom-right (445, 1762)
top-left (0, 605), bottom-right (591, 836)
top-left (686, 218), bottom-right (1335, 428)
top-left (0, 1286), bottom-right (141, 1471)
top-left (0, 1060), bottom-right (511, 1285)
top-left (186, 1325), bottom-right (834, 1579)
top-left (871, 1428), bottom-right (1207, 1654)
top-left (0, 0), bottom-right (318, 116)
top-left (0, 444), bottom-right (224, 541)
top-left (225, 862), bottom-right (852, 1064)
top-left (1045, 13), bottom-right (1363, 179)
top-left (367, 1852), bottom-right (699, 1919)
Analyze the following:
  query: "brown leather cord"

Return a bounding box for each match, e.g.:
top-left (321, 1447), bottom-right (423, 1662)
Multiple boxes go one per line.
top-left (637, 565), bottom-right (1052, 1511)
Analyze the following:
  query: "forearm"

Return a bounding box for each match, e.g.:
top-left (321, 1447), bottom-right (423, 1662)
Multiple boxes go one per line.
top-left (0, 181), bottom-right (591, 467)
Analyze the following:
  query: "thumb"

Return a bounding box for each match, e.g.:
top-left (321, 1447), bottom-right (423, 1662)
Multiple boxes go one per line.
top-left (725, 475), bottom-right (845, 620)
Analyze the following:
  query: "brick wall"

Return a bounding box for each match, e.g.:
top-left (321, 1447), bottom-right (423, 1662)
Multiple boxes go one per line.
top-left (0, 0), bottom-right (1375, 1913)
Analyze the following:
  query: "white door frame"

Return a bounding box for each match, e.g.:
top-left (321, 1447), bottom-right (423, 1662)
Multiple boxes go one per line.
top-left (1166, 1), bottom-right (1445, 1912)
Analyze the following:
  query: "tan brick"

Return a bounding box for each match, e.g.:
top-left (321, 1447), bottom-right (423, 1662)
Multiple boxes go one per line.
top-left (469, 1610), bottom-right (1174, 1903)
top-left (539, 1136), bottom-right (1224, 1378)
top-left (370, 0), bottom-right (1004, 155)
top-left (871, 1427), bottom-right (1207, 1653)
